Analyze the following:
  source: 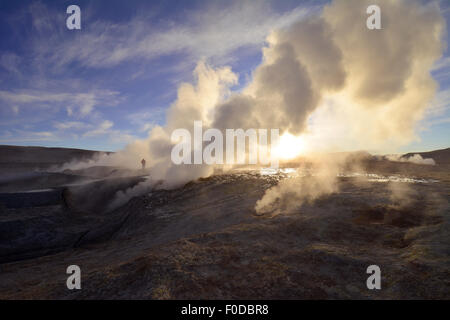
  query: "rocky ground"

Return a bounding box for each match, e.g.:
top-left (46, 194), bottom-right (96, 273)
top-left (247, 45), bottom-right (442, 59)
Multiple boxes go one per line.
top-left (0, 147), bottom-right (449, 299)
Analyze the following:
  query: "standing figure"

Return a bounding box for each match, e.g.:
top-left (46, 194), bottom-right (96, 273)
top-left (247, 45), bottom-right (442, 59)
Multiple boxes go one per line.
top-left (141, 158), bottom-right (146, 170)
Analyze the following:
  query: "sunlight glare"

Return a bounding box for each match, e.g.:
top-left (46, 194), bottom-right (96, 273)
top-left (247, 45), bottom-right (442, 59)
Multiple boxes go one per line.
top-left (273, 132), bottom-right (305, 160)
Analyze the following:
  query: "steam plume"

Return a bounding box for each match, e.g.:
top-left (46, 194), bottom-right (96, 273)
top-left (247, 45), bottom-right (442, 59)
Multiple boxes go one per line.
top-left (65, 0), bottom-right (445, 209)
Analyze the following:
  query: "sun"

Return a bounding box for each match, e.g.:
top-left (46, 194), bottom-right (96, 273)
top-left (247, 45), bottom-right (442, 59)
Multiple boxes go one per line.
top-left (272, 132), bottom-right (305, 160)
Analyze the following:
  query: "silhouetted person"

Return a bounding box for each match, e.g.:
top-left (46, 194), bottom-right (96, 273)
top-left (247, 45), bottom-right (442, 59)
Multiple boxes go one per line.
top-left (141, 158), bottom-right (146, 170)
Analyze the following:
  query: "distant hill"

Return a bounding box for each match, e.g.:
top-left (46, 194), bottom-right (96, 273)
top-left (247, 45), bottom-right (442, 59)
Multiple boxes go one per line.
top-left (0, 145), bottom-right (109, 163)
top-left (403, 148), bottom-right (450, 165)
top-left (0, 145), bottom-right (112, 173)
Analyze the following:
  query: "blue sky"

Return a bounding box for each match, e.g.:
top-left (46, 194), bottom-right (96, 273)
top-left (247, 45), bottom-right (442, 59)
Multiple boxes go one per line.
top-left (0, 0), bottom-right (448, 153)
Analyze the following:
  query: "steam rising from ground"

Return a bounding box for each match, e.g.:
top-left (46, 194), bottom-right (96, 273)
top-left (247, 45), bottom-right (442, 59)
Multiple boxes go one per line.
top-left (255, 157), bottom-right (341, 216)
top-left (385, 154), bottom-right (436, 165)
top-left (388, 182), bottom-right (419, 209)
top-left (63, 0), bottom-right (445, 210)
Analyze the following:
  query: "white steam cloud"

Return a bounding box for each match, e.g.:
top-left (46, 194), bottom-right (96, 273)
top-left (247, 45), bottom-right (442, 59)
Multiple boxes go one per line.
top-left (385, 154), bottom-right (436, 165)
top-left (65, 0), bottom-right (445, 210)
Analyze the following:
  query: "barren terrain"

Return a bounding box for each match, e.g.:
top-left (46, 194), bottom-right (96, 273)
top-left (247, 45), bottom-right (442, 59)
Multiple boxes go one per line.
top-left (0, 146), bottom-right (449, 299)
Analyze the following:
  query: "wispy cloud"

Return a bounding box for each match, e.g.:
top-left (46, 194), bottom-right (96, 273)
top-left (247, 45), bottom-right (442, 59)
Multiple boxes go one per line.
top-left (38, 2), bottom-right (315, 71)
top-left (53, 121), bottom-right (91, 131)
top-left (432, 57), bottom-right (450, 71)
top-left (127, 107), bottom-right (166, 133)
top-left (83, 120), bottom-right (114, 137)
top-left (0, 53), bottom-right (22, 76)
top-left (81, 119), bottom-right (137, 143)
top-left (419, 87), bottom-right (450, 131)
top-left (0, 89), bottom-right (121, 117)
top-left (0, 129), bottom-right (58, 143)
top-left (427, 88), bottom-right (450, 116)
top-left (11, 105), bottom-right (20, 115)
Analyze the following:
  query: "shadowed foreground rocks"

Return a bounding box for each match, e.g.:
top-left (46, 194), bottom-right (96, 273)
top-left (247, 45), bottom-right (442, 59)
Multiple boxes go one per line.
top-left (0, 164), bottom-right (449, 299)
